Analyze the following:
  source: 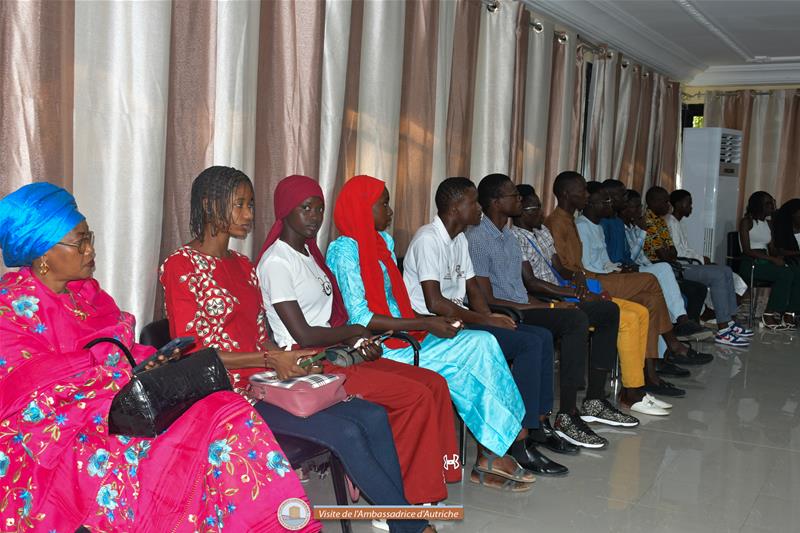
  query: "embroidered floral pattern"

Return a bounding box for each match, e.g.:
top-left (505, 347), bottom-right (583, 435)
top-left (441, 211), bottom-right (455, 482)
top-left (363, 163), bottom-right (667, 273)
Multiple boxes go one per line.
top-left (0, 268), bottom-right (315, 532)
top-left (11, 295), bottom-right (39, 319)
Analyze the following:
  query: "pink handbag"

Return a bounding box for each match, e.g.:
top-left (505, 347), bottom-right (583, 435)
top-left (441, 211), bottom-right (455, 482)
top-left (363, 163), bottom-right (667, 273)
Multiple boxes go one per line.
top-left (247, 371), bottom-right (348, 418)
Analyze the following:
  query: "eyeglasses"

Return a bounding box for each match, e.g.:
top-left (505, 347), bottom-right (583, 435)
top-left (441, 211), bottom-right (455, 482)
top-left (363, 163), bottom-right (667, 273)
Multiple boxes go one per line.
top-left (591, 199), bottom-right (613, 206)
top-left (522, 206), bottom-right (541, 212)
top-left (57, 231), bottom-right (95, 254)
top-left (498, 193), bottom-right (522, 200)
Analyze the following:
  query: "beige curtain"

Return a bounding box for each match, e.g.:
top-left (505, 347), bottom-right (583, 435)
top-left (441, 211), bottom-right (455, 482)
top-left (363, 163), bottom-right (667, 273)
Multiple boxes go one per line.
top-left (520, 15), bottom-right (554, 193)
top-left (508, 8), bottom-right (530, 184)
top-left (705, 89), bottom-right (800, 212)
top-left (541, 33), bottom-right (581, 213)
top-left (394, 0), bottom-right (440, 253)
top-left (583, 48), bottom-right (619, 181)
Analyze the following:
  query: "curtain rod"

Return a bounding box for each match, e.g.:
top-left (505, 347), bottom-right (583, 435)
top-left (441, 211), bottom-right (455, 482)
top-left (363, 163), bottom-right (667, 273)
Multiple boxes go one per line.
top-left (683, 89), bottom-right (785, 98)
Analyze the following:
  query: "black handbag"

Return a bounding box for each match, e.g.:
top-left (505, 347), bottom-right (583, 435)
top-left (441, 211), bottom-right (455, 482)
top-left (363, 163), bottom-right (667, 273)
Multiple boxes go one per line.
top-left (84, 337), bottom-right (232, 438)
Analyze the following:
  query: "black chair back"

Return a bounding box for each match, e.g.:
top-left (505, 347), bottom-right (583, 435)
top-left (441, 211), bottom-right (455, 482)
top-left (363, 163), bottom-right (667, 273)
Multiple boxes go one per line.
top-left (139, 318), bottom-right (171, 349)
top-left (726, 231), bottom-right (743, 273)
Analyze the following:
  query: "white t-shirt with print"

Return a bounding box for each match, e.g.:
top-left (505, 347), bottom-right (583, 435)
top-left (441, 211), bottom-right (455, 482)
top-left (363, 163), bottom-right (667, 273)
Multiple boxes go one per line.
top-left (256, 239), bottom-right (334, 349)
top-left (403, 216), bottom-right (475, 315)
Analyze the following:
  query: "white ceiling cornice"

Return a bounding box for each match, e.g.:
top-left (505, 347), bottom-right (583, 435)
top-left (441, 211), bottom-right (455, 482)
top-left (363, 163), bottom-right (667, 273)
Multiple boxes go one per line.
top-left (688, 63), bottom-right (800, 86)
top-left (521, 0), bottom-right (707, 80)
top-left (672, 0), bottom-right (752, 61)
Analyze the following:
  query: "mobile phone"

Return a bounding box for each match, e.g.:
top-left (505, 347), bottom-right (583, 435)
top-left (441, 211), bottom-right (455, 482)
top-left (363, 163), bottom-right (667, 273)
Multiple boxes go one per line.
top-left (133, 336), bottom-right (195, 373)
top-left (299, 351), bottom-right (329, 368)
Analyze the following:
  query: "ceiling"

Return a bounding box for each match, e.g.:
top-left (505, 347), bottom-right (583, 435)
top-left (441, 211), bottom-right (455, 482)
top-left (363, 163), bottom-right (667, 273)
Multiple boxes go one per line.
top-left (522, 0), bottom-right (800, 86)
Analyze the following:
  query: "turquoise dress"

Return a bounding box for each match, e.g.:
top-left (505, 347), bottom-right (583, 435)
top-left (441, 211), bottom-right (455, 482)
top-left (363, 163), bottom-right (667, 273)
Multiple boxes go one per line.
top-left (326, 232), bottom-right (524, 456)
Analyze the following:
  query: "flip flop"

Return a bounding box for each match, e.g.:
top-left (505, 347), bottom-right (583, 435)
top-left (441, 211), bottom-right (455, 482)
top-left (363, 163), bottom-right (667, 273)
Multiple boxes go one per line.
top-left (469, 468), bottom-right (533, 492)
top-left (473, 450), bottom-right (536, 483)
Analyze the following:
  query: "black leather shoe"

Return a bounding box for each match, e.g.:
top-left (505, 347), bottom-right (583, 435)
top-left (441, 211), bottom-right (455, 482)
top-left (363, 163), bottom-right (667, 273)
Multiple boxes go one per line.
top-left (537, 419), bottom-right (580, 455)
top-left (643, 380), bottom-right (686, 397)
top-left (510, 440), bottom-right (569, 476)
top-left (666, 347), bottom-right (713, 366)
top-left (656, 361), bottom-right (691, 377)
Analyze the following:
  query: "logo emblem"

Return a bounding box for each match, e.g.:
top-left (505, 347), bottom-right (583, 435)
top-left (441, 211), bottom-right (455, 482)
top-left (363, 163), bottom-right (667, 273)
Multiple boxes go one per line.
top-left (277, 497), bottom-right (311, 530)
top-left (443, 454), bottom-right (461, 470)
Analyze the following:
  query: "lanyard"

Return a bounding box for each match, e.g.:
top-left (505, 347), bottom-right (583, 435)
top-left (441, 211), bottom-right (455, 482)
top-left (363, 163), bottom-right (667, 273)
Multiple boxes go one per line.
top-left (523, 232), bottom-right (567, 285)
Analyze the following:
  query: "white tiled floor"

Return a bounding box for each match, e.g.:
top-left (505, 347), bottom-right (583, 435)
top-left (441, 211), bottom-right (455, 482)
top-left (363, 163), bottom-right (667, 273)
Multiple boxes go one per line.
top-left (303, 326), bottom-right (800, 532)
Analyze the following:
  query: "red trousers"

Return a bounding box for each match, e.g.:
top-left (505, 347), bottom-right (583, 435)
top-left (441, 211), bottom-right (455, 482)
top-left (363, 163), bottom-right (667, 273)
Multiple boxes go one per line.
top-left (323, 358), bottom-right (460, 503)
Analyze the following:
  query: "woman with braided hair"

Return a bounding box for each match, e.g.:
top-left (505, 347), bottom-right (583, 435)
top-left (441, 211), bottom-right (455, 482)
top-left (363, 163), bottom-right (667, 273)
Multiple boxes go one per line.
top-left (161, 166), bottom-right (435, 533)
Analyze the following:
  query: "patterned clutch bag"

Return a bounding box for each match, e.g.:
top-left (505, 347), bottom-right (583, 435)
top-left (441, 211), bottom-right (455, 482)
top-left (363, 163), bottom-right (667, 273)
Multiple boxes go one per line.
top-left (247, 371), bottom-right (348, 418)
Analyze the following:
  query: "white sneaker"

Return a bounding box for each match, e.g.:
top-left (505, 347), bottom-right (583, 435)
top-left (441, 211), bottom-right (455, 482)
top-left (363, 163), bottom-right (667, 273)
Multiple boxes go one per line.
top-left (372, 519), bottom-right (389, 531)
top-left (644, 393), bottom-right (672, 409)
top-left (630, 396), bottom-right (670, 416)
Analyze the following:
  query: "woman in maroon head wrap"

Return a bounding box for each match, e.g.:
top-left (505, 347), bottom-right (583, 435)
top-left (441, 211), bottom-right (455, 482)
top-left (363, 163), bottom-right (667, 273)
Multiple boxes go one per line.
top-left (257, 174), bottom-right (461, 504)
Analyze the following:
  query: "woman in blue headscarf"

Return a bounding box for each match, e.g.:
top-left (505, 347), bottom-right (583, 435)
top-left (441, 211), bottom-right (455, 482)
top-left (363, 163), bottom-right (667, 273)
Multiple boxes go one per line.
top-left (0, 183), bottom-right (319, 532)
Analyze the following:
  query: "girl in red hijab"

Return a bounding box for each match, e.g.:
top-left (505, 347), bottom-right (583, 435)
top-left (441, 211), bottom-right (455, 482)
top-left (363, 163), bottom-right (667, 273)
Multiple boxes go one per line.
top-left (256, 174), bottom-right (460, 504)
top-left (326, 176), bottom-right (535, 491)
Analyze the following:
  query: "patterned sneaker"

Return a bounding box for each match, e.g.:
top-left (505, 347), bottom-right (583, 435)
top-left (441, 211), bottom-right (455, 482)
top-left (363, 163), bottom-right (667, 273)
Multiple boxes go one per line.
top-left (580, 399), bottom-right (640, 427)
top-left (553, 412), bottom-right (608, 449)
top-left (715, 329), bottom-right (750, 347)
top-left (730, 323), bottom-right (754, 337)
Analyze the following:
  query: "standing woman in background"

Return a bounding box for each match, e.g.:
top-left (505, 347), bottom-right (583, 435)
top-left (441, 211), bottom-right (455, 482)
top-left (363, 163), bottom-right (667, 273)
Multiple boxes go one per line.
top-left (738, 191), bottom-right (800, 329)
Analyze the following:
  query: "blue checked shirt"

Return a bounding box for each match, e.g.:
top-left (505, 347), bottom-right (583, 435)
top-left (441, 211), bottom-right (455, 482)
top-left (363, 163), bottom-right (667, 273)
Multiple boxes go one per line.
top-left (465, 216), bottom-right (529, 304)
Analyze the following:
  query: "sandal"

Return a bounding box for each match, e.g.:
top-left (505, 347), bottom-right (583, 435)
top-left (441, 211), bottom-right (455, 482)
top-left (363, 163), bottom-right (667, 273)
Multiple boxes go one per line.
top-left (782, 312), bottom-right (798, 330)
top-left (761, 312), bottom-right (788, 330)
top-left (474, 450), bottom-right (536, 483)
top-left (469, 468), bottom-right (532, 492)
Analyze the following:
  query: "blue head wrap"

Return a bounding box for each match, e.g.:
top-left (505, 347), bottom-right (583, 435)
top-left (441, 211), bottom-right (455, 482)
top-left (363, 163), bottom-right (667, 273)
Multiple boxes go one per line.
top-left (0, 182), bottom-right (85, 267)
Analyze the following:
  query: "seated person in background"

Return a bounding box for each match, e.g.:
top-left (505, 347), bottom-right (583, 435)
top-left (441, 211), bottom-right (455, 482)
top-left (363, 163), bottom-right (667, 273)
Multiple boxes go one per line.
top-left (545, 172), bottom-right (712, 396)
top-left (640, 186), bottom-right (712, 334)
top-left (326, 175), bottom-right (535, 492)
top-left (403, 177), bottom-right (573, 475)
top-left (772, 198), bottom-right (800, 265)
top-left (161, 166), bottom-right (434, 533)
top-left (664, 189), bottom-right (752, 345)
top-left (256, 174), bottom-right (461, 504)
top-left (464, 174), bottom-right (650, 429)
top-left (512, 183), bottom-right (670, 416)
top-left (738, 191), bottom-right (800, 330)
top-left (0, 182), bottom-right (319, 532)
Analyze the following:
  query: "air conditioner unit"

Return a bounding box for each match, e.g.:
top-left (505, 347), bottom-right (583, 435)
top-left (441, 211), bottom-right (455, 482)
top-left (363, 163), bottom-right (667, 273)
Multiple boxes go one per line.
top-left (679, 127), bottom-right (743, 265)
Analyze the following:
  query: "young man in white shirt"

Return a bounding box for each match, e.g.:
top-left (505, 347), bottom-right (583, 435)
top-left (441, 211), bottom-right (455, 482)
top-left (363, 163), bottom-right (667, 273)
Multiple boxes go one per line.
top-left (663, 189), bottom-right (752, 345)
top-left (406, 177), bottom-right (638, 454)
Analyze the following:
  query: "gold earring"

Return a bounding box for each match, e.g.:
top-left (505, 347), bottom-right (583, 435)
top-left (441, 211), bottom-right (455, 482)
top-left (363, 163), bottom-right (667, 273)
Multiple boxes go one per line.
top-left (39, 259), bottom-right (49, 276)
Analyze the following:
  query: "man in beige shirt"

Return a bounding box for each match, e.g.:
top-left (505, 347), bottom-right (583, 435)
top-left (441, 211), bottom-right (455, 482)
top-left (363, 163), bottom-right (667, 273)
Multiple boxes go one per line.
top-left (545, 172), bottom-right (712, 397)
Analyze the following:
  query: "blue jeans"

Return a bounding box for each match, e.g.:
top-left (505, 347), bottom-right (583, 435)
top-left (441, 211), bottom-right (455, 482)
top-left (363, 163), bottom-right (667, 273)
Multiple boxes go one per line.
top-left (467, 323), bottom-right (553, 428)
top-left (683, 264), bottom-right (738, 323)
top-left (255, 399), bottom-right (428, 533)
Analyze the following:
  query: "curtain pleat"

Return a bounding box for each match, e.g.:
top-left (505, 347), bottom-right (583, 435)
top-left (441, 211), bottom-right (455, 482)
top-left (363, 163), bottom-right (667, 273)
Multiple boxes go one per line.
top-left (318, 0), bottom-right (353, 251)
top-left (542, 32), bottom-right (579, 212)
top-left (327, 0), bottom-right (365, 245)
top-left (0, 0), bottom-right (73, 197)
top-left (353, 0), bottom-right (406, 198)
top-left (583, 49), bottom-right (619, 181)
top-left (394, 0), bottom-right (439, 256)
top-left (73, 0), bottom-right (172, 329)
top-left (508, 7), bottom-right (530, 184)
top-left (470, 0), bottom-right (520, 179)
top-left (521, 15), bottom-right (554, 194)
top-left (253, 0), bottom-right (325, 252)
top-left (445, 0), bottom-right (481, 179)
top-left (155, 0), bottom-right (218, 319)
top-left (427, 0), bottom-right (457, 221)
top-left (212, 0), bottom-right (261, 258)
